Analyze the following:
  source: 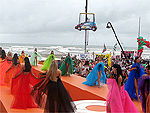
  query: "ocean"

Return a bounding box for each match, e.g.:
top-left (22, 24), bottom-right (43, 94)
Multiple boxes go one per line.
top-left (0, 43), bottom-right (150, 60)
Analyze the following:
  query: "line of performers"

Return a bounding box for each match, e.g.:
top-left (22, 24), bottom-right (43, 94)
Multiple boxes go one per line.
top-left (0, 48), bottom-right (149, 113)
top-left (0, 49), bottom-right (76, 112)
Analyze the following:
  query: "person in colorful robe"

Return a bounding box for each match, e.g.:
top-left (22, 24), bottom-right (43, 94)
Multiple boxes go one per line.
top-left (106, 64), bottom-right (139, 113)
top-left (125, 56), bottom-right (145, 101)
top-left (59, 53), bottom-right (74, 76)
top-left (0, 52), bottom-right (12, 85)
top-left (31, 60), bottom-right (76, 112)
top-left (4, 53), bottom-right (21, 87)
top-left (41, 51), bottom-right (55, 71)
top-left (138, 65), bottom-right (150, 112)
top-left (19, 51), bottom-right (26, 63)
top-left (30, 48), bottom-right (42, 66)
top-left (82, 57), bottom-right (107, 88)
top-left (11, 57), bottom-right (39, 109)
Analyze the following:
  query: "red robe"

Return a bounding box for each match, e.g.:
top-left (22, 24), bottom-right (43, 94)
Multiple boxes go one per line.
top-left (0, 60), bottom-right (12, 85)
top-left (11, 71), bottom-right (40, 109)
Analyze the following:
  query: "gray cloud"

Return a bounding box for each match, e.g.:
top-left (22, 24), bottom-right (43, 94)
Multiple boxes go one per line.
top-left (0, 0), bottom-right (149, 47)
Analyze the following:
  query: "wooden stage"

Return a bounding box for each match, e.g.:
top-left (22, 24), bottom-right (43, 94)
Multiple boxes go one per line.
top-left (0, 64), bottom-right (143, 113)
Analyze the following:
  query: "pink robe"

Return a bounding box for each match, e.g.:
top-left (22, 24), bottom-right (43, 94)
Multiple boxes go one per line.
top-left (106, 79), bottom-right (139, 113)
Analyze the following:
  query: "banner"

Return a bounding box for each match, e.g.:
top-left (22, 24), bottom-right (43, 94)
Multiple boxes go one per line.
top-left (95, 53), bottom-right (111, 68)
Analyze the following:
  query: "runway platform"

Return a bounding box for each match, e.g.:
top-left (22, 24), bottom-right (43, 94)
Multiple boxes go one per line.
top-left (33, 64), bottom-right (109, 101)
top-left (0, 64), bottom-right (143, 113)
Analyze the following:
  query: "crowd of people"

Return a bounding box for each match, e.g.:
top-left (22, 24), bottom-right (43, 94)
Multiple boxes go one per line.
top-left (0, 47), bottom-right (150, 113)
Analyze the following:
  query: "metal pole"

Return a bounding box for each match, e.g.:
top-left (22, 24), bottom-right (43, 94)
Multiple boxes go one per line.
top-left (85, 0), bottom-right (88, 21)
top-left (137, 17), bottom-right (141, 56)
top-left (85, 0), bottom-right (88, 54)
top-left (93, 52), bottom-right (94, 61)
top-left (138, 17), bottom-right (141, 37)
top-left (85, 31), bottom-right (87, 54)
top-left (107, 22), bottom-right (127, 60)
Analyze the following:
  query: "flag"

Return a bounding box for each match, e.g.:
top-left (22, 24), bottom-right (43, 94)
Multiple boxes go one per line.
top-left (102, 44), bottom-right (106, 53)
top-left (108, 53), bottom-right (111, 68)
top-left (113, 43), bottom-right (117, 51)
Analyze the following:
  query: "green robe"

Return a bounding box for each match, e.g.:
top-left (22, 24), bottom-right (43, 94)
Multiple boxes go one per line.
top-left (59, 56), bottom-right (74, 76)
top-left (41, 54), bottom-right (55, 70)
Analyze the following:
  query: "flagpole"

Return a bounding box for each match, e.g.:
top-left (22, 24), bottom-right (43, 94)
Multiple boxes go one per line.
top-left (138, 17), bottom-right (141, 37)
top-left (137, 17), bottom-right (141, 57)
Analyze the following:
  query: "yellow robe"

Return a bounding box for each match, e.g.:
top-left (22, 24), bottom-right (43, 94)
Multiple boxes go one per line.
top-left (19, 53), bottom-right (26, 63)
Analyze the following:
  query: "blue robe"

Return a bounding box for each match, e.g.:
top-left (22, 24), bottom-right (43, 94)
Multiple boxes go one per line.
top-left (125, 63), bottom-right (145, 99)
top-left (82, 62), bottom-right (107, 86)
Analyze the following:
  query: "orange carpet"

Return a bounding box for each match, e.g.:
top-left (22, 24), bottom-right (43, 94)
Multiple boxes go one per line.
top-left (33, 64), bottom-right (109, 101)
top-left (0, 64), bottom-right (143, 112)
top-left (0, 100), bottom-right (7, 113)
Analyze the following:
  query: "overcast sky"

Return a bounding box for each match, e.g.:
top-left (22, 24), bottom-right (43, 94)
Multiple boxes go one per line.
top-left (0, 0), bottom-right (150, 47)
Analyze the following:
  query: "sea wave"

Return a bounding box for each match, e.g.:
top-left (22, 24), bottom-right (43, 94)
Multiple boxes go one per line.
top-left (0, 43), bottom-right (149, 59)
